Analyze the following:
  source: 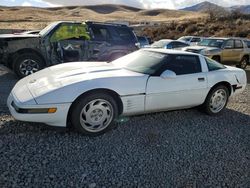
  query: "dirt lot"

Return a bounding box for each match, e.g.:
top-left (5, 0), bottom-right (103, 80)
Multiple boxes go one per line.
top-left (0, 65), bottom-right (249, 187)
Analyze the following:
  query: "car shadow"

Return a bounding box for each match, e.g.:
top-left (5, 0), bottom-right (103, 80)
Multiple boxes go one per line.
top-left (0, 108), bottom-right (249, 137)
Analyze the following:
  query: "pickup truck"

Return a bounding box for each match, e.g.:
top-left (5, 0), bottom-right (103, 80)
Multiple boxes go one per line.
top-left (0, 21), bottom-right (139, 77)
top-left (184, 37), bottom-right (250, 69)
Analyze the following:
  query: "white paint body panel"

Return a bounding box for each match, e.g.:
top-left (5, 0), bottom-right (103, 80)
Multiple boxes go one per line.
top-left (146, 72), bottom-right (209, 111)
top-left (7, 50), bottom-right (247, 127)
top-left (7, 93), bottom-right (71, 127)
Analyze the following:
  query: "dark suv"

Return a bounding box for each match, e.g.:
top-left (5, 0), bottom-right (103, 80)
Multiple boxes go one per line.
top-left (0, 21), bottom-right (139, 77)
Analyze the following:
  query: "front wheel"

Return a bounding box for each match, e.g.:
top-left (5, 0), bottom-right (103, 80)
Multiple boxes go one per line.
top-left (71, 93), bottom-right (119, 136)
top-left (202, 85), bottom-right (229, 115)
top-left (13, 53), bottom-right (45, 78)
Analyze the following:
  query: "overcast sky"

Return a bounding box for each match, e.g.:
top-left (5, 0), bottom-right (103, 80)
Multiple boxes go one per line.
top-left (1, 0), bottom-right (250, 9)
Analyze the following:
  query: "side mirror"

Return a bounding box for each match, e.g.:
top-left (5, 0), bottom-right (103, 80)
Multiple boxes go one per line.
top-left (160, 70), bottom-right (177, 79)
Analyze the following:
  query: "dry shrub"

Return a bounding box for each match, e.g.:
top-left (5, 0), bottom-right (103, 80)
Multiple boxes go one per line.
top-left (236, 19), bottom-right (243, 25)
top-left (185, 25), bottom-right (197, 34)
top-left (176, 24), bottom-right (185, 32)
top-left (140, 17), bottom-right (250, 42)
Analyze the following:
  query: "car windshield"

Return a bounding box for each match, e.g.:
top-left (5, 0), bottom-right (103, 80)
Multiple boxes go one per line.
top-left (151, 40), bottom-right (170, 48)
top-left (39, 22), bottom-right (59, 36)
top-left (198, 39), bottom-right (224, 48)
top-left (178, 37), bottom-right (191, 42)
top-left (111, 50), bottom-right (167, 75)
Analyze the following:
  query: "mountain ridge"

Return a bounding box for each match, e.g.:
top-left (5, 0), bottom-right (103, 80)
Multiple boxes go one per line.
top-left (182, 1), bottom-right (250, 14)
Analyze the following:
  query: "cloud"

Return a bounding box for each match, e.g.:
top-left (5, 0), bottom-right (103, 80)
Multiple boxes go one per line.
top-left (41, 0), bottom-right (250, 9)
top-left (1, 0), bottom-right (250, 9)
top-left (22, 1), bottom-right (32, 6)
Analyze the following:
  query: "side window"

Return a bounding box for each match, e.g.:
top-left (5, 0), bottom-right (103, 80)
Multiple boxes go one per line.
top-left (205, 57), bottom-right (225, 71)
top-left (115, 27), bottom-right (134, 41)
top-left (170, 42), bottom-right (178, 48)
top-left (247, 41), bottom-right (250, 48)
top-left (191, 37), bottom-right (201, 43)
top-left (175, 42), bottom-right (189, 48)
top-left (50, 24), bottom-right (90, 42)
top-left (235, 40), bottom-right (243, 49)
top-left (165, 55), bottom-right (201, 75)
top-left (224, 40), bottom-right (234, 49)
top-left (90, 25), bottom-right (111, 41)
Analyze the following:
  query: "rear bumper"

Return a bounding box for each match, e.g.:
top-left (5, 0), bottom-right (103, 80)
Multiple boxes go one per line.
top-left (7, 93), bottom-right (71, 127)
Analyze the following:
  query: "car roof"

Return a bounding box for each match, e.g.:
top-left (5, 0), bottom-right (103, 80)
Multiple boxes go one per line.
top-left (208, 37), bottom-right (246, 40)
top-left (158, 39), bottom-right (173, 42)
top-left (49, 21), bottom-right (129, 27)
top-left (180, 36), bottom-right (202, 38)
top-left (143, 48), bottom-right (201, 56)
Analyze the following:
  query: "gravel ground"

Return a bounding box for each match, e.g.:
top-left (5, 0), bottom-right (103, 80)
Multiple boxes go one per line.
top-left (0, 65), bottom-right (249, 188)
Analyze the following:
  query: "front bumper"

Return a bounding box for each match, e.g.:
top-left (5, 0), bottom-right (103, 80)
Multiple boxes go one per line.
top-left (7, 93), bottom-right (71, 127)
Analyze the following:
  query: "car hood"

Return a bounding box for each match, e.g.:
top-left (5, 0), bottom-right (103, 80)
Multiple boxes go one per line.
top-left (0, 33), bottom-right (39, 39)
top-left (16, 62), bottom-right (148, 104)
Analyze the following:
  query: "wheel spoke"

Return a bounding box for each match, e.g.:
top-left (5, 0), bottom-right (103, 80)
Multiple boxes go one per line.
top-left (209, 88), bottom-right (227, 113)
top-left (79, 98), bottom-right (113, 133)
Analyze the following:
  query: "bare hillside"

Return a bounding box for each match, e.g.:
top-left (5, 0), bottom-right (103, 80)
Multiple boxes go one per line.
top-left (0, 4), bottom-right (207, 29)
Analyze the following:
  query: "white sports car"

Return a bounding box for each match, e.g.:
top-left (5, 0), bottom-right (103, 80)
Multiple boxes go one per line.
top-left (7, 49), bottom-right (247, 135)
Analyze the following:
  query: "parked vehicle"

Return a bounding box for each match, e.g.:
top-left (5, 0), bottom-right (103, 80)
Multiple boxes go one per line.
top-left (184, 37), bottom-right (250, 69)
top-left (137, 36), bottom-right (149, 48)
top-left (243, 39), bottom-right (250, 48)
top-left (0, 21), bottom-right (139, 78)
top-left (178, 36), bottom-right (204, 45)
top-left (146, 39), bottom-right (189, 49)
top-left (8, 49), bottom-right (247, 136)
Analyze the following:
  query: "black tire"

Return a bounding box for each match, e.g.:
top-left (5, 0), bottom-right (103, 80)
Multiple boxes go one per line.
top-left (212, 56), bottom-right (221, 63)
top-left (202, 85), bottom-right (229, 115)
top-left (71, 93), bottom-right (119, 136)
top-left (13, 53), bottom-right (45, 78)
top-left (238, 57), bottom-right (248, 69)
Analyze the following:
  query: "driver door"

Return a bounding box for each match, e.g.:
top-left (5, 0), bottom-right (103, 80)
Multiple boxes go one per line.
top-left (145, 55), bottom-right (208, 112)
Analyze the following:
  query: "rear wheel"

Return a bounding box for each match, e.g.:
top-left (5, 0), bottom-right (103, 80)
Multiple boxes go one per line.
top-left (238, 57), bottom-right (248, 69)
top-left (202, 85), bottom-right (229, 115)
top-left (71, 93), bottom-right (118, 136)
top-left (13, 53), bottom-right (45, 78)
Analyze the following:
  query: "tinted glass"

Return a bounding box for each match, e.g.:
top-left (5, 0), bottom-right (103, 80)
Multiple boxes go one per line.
top-left (224, 40), bottom-right (234, 49)
top-left (244, 40), bottom-right (250, 48)
top-left (91, 26), bottom-right (111, 41)
top-left (235, 40), bottom-right (243, 48)
top-left (172, 41), bottom-right (189, 48)
top-left (205, 57), bottom-right (226, 71)
top-left (164, 55), bottom-right (201, 75)
top-left (112, 50), bottom-right (167, 75)
top-left (115, 28), bottom-right (134, 41)
top-left (191, 37), bottom-right (201, 42)
top-left (137, 36), bottom-right (149, 46)
top-left (198, 39), bottom-right (224, 48)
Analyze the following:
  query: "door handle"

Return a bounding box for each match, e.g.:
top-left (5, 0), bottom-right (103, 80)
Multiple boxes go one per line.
top-left (198, 77), bottom-right (205, 82)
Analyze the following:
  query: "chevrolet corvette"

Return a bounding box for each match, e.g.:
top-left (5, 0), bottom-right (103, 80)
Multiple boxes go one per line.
top-left (7, 49), bottom-right (247, 135)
